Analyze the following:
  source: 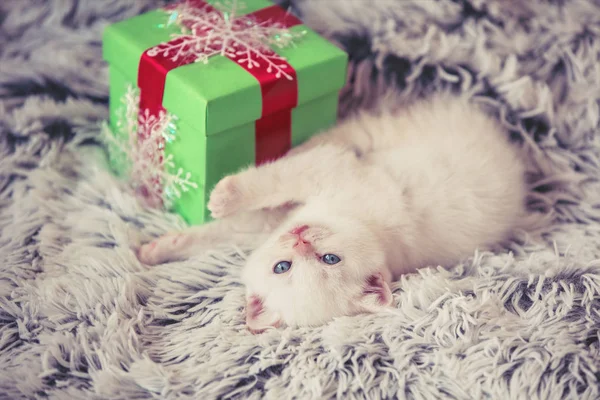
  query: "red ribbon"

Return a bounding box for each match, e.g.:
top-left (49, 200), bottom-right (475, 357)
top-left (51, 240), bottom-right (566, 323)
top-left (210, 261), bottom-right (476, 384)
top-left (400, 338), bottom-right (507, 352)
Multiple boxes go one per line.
top-left (137, 0), bottom-right (302, 166)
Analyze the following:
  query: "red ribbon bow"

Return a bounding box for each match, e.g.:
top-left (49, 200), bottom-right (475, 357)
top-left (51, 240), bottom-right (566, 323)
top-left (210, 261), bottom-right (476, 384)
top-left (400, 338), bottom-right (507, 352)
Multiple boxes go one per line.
top-left (137, 0), bottom-right (303, 165)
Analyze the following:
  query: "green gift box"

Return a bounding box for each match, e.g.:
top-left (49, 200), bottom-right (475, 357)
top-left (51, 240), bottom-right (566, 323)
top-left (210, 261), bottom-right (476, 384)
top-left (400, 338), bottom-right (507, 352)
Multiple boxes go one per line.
top-left (102, 0), bottom-right (348, 225)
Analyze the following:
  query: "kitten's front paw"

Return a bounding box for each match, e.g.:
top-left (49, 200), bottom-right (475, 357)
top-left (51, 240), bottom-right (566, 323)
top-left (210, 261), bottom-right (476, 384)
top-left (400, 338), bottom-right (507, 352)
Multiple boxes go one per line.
top-left (137, 233), bottom-right (190, 265)
top-left (207, 175), bottom-right (243, 219)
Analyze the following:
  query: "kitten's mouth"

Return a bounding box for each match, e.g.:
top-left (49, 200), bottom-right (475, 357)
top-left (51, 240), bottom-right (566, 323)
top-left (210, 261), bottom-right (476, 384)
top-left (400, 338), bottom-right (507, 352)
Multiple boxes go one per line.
top-left (281, 225), bottom-right (322, 256)
top-left (289, 225), bottom-right (309, 235)
top-left (286, 226), bottom-right (314, 255)
top-left (284, 225), bottom-right (312, 245)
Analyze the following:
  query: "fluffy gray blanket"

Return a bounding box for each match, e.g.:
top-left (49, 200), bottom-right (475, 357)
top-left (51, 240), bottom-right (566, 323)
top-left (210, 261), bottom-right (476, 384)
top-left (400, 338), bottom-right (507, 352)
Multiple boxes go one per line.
top-left (1, 0), bottom-right (599, 398)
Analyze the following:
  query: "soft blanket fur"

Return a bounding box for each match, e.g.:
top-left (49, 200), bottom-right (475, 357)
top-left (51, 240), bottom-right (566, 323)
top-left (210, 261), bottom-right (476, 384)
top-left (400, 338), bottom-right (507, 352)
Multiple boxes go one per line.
top-left (1, 0), bottom-right (600, 399)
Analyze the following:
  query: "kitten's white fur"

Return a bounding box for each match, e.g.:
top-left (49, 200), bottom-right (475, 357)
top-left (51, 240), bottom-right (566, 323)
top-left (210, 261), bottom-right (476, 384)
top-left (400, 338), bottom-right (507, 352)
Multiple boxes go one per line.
top-left (138, 95), bottom-right (534, 332)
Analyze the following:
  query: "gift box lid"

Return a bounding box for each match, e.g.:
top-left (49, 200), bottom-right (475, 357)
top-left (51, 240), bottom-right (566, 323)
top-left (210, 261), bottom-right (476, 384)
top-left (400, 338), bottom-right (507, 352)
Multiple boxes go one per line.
top-left (102, 0), bottom-right (348, 136)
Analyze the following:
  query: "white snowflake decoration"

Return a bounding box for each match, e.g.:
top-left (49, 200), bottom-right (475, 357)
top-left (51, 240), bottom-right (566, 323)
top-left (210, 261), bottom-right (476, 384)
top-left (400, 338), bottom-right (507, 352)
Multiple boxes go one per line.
top-left (102, 85), bottom-right (198, 210)
top-left (146, 0), bottom-right (306, 80)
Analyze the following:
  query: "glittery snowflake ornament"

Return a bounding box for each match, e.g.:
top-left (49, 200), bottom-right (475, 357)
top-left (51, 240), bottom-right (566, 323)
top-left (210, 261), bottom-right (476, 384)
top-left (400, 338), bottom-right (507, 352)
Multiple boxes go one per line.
top-left (147, 0), bottom-right (306, 80)
top-left (101, 85), bottom-right (198, 210)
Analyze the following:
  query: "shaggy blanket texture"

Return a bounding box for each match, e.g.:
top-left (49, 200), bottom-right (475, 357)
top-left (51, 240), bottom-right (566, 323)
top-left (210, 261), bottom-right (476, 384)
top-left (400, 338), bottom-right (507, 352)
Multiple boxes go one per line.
top-left (1, 0), bottom-right (600, 399)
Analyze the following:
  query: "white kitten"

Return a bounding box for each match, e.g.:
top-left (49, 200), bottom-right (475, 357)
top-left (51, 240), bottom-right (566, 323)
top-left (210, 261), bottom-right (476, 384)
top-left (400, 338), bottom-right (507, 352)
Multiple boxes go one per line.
top-left (138, 94), bottom-right (535, 333)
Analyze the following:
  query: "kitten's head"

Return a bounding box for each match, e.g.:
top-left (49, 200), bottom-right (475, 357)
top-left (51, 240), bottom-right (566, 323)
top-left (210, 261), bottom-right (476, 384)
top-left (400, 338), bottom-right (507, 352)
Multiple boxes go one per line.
top-left (241, 211), bottom-right (394, 332)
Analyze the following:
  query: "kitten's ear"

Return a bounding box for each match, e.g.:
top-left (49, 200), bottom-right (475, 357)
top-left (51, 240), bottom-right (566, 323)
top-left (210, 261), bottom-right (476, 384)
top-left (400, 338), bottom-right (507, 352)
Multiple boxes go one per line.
top-left (357, 273), bottom-right (394, 312)
top-left (245, 294), bottom-right (281, 334)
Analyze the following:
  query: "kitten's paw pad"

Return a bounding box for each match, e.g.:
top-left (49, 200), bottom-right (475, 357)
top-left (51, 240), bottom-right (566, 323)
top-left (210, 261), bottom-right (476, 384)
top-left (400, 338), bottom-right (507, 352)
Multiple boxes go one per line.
top-left (137, 240), bottom-right (162, 265)
top-left (137, 233), bottom-right (191, 265)
top-left (208, 176), bottom-right (243, 218)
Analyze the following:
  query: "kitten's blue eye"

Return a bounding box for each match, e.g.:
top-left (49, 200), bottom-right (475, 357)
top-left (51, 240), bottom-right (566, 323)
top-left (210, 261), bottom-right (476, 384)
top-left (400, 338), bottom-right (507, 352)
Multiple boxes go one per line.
top-left (322, 254), bottom-right (341, 265)
top-left (273, 261), bottom-right (292, 274)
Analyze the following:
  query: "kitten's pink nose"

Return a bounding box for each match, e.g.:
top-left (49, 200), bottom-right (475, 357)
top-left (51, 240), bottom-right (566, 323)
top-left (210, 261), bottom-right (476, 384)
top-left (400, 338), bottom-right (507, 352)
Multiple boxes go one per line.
top-left (290, 225), bottom-right (309, 235)
top-left (293, 239), bottom-right (313, 256)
